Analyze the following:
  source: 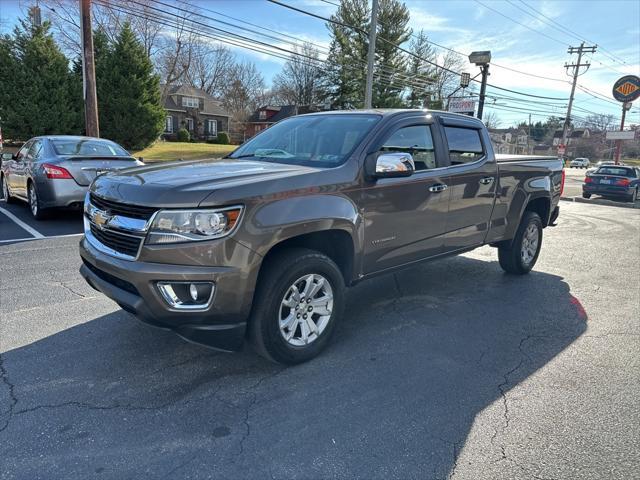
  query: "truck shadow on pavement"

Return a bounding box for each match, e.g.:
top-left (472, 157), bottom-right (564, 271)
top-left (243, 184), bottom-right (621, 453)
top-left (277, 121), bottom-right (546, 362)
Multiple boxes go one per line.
top-left (1, 254), bottom-right (587, 480)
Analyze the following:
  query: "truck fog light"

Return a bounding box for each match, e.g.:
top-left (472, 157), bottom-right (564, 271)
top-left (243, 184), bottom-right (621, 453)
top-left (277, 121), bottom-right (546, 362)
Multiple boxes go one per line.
top-left (157, 282), bottom-right (215, 310)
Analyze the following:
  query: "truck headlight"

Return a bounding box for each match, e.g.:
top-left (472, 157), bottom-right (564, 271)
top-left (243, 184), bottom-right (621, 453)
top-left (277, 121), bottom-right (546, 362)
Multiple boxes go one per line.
top-left (146, 206), bottom-right (243, 244)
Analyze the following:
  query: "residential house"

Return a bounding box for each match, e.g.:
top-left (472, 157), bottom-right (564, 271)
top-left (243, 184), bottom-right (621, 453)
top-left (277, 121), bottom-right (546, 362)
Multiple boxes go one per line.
top-left (488, 128), bottom-right (529, 154)
top-left (244, 105), bottom-right (326, 139)
top-left (161, 85), bottom-right (230, 141)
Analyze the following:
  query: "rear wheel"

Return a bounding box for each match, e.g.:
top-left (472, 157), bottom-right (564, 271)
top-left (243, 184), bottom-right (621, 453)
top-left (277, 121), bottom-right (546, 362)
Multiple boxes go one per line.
top-left (498, 211), bottom-right (543, 275)
top-left (28, 182), bottom-right (47, 220)
top-left (249, 248), bottom-right (345, 365)
top-left (582, 192), bottom-right (591, 199)
top-left (1, 175), bottom-right (17, 204)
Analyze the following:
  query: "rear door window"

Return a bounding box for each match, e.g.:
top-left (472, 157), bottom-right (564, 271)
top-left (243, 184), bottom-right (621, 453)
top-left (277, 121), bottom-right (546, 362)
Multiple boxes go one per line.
top-left (444, 127), bottom-right (484, 165)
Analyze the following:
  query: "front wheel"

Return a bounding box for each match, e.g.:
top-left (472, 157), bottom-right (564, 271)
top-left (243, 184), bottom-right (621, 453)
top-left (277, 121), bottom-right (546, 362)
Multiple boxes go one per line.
top-left (498, 211), bottom-right (543, 275)
top-left (628, 188), bottom-right (638, 203)
top-left (1, 175), bottom-right (17, 204)
top-left (249, 248), bottom-right (345, 365)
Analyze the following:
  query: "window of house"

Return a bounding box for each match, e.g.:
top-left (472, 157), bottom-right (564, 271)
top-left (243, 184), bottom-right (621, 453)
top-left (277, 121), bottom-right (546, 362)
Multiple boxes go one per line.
top-left (380, 125), bottom-right (436, 171)
top-left (165, 116), bottom-right (173, 133)
top-left (185, 118), bottom-right (194, 131)
top-left (182, 97), bottom-right (199, 108)
top-left (207, 119), bottom-right (217, 136)
top-left (444, 127), bottom-right (485, 165)
top-left (259, 110), bottom-right (267, 120)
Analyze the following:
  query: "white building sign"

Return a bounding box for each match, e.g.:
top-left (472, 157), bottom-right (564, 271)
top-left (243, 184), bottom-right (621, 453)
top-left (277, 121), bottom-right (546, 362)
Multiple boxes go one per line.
top-left (448, 99), bottom-right (476, 115)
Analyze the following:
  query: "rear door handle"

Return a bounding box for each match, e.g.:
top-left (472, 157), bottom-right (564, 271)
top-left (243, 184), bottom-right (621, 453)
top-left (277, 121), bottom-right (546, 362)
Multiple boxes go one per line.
top-left (428, 183), bottom-right (448, 193)
top-left (479, 176), bottom-right (494, 185)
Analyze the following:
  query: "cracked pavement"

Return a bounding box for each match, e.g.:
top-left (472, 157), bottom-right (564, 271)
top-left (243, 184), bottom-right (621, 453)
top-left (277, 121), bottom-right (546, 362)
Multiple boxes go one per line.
top-left (0, 201), bottom-right (638, 479)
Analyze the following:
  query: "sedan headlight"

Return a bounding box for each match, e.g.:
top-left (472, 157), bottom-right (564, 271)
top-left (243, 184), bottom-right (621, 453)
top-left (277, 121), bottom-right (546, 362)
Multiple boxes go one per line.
top-left (146, 206), bottom-right (243, 244)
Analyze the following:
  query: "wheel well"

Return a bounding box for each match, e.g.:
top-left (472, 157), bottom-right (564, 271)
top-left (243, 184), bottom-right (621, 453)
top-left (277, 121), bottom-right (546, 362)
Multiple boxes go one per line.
top-left (525, 197), bottom-right (550, 227)
top-left (261, 230), bottom-right (355, 285)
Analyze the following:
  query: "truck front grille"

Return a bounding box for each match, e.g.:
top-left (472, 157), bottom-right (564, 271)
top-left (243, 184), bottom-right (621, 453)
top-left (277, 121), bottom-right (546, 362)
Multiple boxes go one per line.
top-left (89, 224), bottom-right (143, 258)
top-left (89, 193), bottom-right (156, 220)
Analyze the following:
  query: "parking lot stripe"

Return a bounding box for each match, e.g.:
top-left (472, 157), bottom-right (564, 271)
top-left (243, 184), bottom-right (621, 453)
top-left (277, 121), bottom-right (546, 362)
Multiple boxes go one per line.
top-left (0, 232), bottom-right (84, 244)
top-left (0, 206), bottom-right (44, 238)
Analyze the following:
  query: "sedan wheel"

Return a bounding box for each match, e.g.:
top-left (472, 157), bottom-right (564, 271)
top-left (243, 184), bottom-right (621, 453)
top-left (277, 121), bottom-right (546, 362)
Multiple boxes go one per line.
top-left (28, 183), bottom-right (46, 220)
top-left (1, 176), bottom-right (14, 203)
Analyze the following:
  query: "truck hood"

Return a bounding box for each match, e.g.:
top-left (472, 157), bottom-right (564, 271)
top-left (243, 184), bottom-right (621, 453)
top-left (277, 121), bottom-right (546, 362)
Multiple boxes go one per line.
top-left (90, 159), bottom-right (319, 207)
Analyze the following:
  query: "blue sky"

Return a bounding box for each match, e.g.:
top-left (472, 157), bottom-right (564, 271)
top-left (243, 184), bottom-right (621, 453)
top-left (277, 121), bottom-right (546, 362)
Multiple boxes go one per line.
top-left (1, 0), bottom-right (639, 127)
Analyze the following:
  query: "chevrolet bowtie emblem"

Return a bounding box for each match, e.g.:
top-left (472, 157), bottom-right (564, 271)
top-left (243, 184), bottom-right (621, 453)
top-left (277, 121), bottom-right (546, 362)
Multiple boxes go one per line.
top-left (92, 209), bottom-right (112, 227)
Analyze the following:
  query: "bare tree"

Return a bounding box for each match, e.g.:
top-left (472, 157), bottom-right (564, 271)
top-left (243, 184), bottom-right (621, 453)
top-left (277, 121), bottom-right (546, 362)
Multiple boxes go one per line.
top-left (272, 43), bottom-right (323, 106)
top-left (187, 43), bottom-right (235, 98)
top-left (579, 113), bottom-right (616, 132)
top-left (431, 51), bottom-right (467, 107)
top-left (483, 111), bottom-right (501, 129)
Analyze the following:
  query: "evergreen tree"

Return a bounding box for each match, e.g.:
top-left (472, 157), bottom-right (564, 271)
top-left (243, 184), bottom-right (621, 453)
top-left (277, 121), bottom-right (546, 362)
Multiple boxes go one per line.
top-left (2, 19), bottom-right (81, 140)
top-left (374, 0), bottom-right (411, 107)
top-left (406, 29), bottom-right (435, 108)
top-left (98, 23), bottom-right (164, 150)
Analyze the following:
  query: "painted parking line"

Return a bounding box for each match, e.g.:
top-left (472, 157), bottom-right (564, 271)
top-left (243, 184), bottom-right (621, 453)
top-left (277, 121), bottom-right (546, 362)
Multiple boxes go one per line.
top-left (0, 205), bottom-right (44, 238)
top-left (0, 232), bottom-right (84, 245)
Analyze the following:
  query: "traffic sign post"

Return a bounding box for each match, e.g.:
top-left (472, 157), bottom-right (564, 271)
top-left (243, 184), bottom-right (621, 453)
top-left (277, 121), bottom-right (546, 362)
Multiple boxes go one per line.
top-left (611, 75), bottom-right (640, 164)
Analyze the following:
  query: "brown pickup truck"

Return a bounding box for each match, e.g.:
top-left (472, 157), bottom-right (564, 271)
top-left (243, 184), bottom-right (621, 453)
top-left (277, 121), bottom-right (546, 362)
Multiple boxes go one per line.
top-left (79, 109), bottom-right (563, 364)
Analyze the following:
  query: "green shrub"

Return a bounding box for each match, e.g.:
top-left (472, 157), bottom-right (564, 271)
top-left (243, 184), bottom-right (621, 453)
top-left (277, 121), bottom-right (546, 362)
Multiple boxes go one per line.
top-left (177, 128), bottom-right (190, 142)
top-left (216, 131), bottom-right (230, 144)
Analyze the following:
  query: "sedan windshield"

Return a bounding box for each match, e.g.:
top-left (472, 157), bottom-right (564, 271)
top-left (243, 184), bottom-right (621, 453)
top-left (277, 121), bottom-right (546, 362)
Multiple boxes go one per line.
top-left (229, 114), bottom-right (381, 167)
top-left (596, 167), bottom-right (635, 177)
top-left (52, 138), bottom-right (130, 157)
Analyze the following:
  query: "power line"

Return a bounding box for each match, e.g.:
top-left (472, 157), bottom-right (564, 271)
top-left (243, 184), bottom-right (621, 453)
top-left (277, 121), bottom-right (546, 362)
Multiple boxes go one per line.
top-left (267, 0), bottom-right (569, 101)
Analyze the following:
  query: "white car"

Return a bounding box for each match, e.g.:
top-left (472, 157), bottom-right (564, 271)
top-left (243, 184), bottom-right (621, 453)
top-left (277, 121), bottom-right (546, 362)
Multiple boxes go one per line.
top-left (570, 158), bottom-right (590, 168)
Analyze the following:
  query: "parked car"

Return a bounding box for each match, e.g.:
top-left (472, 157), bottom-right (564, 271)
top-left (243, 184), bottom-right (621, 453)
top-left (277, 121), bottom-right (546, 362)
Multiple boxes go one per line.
top-left (583, 165), bottom-right (640, 202)
top-left (79, 110), bottom-right (563, 364)
top-left (1, 136), bottom-right (142, 219)
top-left (570, 157), bottom-right (590, 168)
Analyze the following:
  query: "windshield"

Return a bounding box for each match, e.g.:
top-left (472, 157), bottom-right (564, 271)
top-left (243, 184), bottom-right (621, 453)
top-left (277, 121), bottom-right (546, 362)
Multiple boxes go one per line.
top-left (52, 138), bottom-right (130, 157)
top-left (230, 114), bottom-right (381, 167)
top-left (596, 167), bottom-right (634, 177)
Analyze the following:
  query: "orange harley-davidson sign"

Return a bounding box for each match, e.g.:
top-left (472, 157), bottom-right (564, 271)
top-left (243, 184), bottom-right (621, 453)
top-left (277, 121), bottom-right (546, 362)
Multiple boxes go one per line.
top-left (616, 82), bottom-right (638, 96)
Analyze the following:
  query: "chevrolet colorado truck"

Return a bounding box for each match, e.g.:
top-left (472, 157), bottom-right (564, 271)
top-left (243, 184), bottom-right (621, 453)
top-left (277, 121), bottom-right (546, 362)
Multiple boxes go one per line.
top-left (79, 110), bottom-right (563, 364)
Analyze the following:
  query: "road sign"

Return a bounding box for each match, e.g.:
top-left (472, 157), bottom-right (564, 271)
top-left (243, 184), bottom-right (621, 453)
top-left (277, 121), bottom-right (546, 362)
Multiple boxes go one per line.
top-left (448, 98), bottom-right (475, 115)
top-left (557, 144), bottom-right (566, 155)
top-left (612, 75), bottom-right (640, 103)
top-left (606, 130), bottom-right (636, 140)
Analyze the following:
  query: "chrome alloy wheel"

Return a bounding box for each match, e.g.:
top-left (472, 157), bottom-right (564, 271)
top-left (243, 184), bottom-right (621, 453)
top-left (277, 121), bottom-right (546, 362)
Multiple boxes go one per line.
top-left (521, 223), bottom-right (539, 266)
top-left (1, 177), bottom-right (8, 200)
top-left (28, 184), bottom-right (38, 216)
top-left (278, 273), bottom-right (334, 346)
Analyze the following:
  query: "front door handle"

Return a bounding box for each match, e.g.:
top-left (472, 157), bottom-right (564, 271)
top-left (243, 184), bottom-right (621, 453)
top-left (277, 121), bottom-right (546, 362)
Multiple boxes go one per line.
top-left (479, 176), bottom-right (494, 185)
top-left (428, 183), bottom-right (448, 193)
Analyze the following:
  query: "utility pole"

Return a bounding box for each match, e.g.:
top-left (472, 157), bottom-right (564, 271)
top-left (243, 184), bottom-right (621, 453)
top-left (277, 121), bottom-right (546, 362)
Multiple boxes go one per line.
top-left (80, 0), bottom-right (99, 137)
top-left (528, 113), bottom-right (532, 154)
top-left (364, 0), bottom-right (378, 109)
top-left (614, 102), bottom-right (632, 164)
top-left (561, 42), bottom-right (596, 155)
top-left (477, 64), bottom-right (489, 120)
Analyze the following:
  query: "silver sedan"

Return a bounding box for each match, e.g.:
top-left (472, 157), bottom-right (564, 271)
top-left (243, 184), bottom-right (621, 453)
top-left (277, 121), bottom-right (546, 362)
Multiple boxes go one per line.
top-left (1, 136), bottom-right (142, 219)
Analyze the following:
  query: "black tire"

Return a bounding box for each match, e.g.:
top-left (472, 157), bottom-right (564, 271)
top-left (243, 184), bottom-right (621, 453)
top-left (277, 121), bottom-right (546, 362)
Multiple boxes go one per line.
top-left (582, 193), bottom-right (591, 199)
top-left (1, 174), bottom-right (17, 204)
top-left (248, 248), bottom-right (345, 365)
top-left (498, 211), bottom-right (543, 275)
top-left (28, 181), bottom-right (47, 220)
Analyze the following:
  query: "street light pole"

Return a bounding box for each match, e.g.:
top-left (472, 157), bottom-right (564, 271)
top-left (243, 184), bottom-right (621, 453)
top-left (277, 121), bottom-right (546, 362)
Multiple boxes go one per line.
top-left (80, 0), bottom-right (99, 137)
top-left (364, 0), bottom-right (379, 109)
top-left (477, 64), bottom-right (489, 120)
top-left (468, 51), bottom-right (491, 121)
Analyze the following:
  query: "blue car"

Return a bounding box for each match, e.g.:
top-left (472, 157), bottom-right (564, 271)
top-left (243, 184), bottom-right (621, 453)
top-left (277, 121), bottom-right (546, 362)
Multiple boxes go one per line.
top-left (582, 165), bottom-right (640, 203)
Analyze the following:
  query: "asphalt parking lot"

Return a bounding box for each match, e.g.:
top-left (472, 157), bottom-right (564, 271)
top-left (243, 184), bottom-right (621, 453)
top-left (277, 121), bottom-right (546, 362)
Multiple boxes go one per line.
top-left (1, 200), bottom-right (639, 480)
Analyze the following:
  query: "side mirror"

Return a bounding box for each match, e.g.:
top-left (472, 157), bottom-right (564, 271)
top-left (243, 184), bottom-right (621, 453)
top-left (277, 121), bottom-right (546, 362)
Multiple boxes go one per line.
top-left (374, 152), bottom-right (415, 178)
top-left (1, 153), bottom-right (14, 161)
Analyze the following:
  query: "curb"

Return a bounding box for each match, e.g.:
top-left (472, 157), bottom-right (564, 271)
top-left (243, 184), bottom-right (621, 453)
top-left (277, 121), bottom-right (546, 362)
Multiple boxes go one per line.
top-left (560, 196), bottom-right (639, 209)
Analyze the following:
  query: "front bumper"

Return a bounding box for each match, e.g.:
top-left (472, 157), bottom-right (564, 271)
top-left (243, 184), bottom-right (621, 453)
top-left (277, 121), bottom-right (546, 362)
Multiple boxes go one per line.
top-left (79, 237), bottom-right (256, 351)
